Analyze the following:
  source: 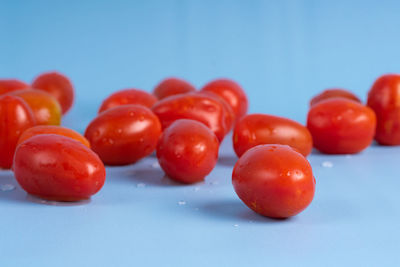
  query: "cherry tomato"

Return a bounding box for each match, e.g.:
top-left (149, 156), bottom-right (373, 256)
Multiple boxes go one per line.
top-left (156, 119), bottom-right (219, 184)
top-left (9, 89), bottom-right (62, 125)
top-left (85, 105), bottom-right (162, 165)
top-left (310, 88), bottom-right (361, 106)
top-left (153, 77), bottom-right (196, 100)
top-left (17, 125), bottom-right (90, 148)
top-left (233, 114), bottom-right (313, 157)
top-left (32, 71), bottom-right (74, 114)
top-left (152, 92), bottom-right (230, 141)
top-left (307, 98), bottom-right (376, 154)
top-left (14, 134), bottom-right (105, 201)
top-left (367, 74), bottom-right (400, 145)
top-left (0, 79), bottom-right (29, 95)
top-left (232, 144), bottom-right (315, 218)
top-left (98, 88), bottom-right (157, 114)
top-left (0, 95), bottom-right (36, 169)
top-left (201, 78), bottom-right (248, 121)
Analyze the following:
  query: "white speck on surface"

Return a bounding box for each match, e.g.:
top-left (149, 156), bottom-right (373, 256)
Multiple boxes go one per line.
top-left (136, 183), bottom-right (146, 188)
top-left (178, 201), bottom-right (186, 206)
top-left (233, 224), bottom-right (239, 227)
top-left (209, 181), bottom-right (219, 185)
top-left (151, 161), bottom-right (160, 169)
top-left (0, 184), bottom-right (15, 192)
top-left (193, 187), bottom-right (200, 192)
top-left (321, 161), bottom-right (333, 168)
top-left (345, 155), bottom-right (352, 159)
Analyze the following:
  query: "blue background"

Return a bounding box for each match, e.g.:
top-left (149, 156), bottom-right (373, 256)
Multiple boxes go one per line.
top-left (1, 0), bottom-right (400, 266)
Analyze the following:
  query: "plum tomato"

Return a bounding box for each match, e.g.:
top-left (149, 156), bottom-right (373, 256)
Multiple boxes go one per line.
top-left (233, 114), bottom-right (312, 157)
top-left (201, 78), bottom-right (248, 121)
top-left (98, 88), bottom-right (157, 114)
top-left (0, 95), bottom-right (36, 169)
top-left (232, 144), bottom-right (315, 219)
top-left (153, 77), bottom-right (196, 100)
top-left (17, 125), bottom-right (90, 148)
top-left (367, 74), bottom-right (400, 145)
top-left (13, 134), bottom-right (105, 201)
top-left (0, 79), bottom-right (30, 95)
top-left (307, 98), bottom-right (376, 154)
top-left (32, 71), bottom-right (74, 114)
top-left (310, 88), bottom-right (361, 106)
top-left (85, 105), bottom-right (162, 165)
top-left (152, 92), bottom-right (230, 142)
top-left (156, 119), bottom-right (219, 184)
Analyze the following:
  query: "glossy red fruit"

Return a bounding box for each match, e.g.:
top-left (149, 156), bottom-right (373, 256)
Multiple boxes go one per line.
top-left (32, 71), bottom-right (74, 114)
top-left (14, 134), bottom-right (105, 201)
top-left (307, 98), bottom-right (376, 154)
top-left (157, 119), bottom-right (219, 184)
top-left (232, 144), bottom-right (315, 219)
top-left (310, 88), bottom-right (361, 106)
top-left (233, 114), bottom-right (312, 157)
top-left (0, 95), bottom-right (36, 169)
top-left (98, 88), bottom-right (157, 114)
top-left (153, 77), bottom-right (196, 100)
top-left (0, 79), bottom-right (29, 95)
top-left (85, 105), bottom-right (162, 165)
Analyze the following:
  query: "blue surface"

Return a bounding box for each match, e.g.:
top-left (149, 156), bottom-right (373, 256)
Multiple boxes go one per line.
top-left (1, 0), bottom-right (400, 266)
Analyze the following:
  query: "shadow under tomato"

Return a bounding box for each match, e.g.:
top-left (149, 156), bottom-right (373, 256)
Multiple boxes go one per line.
top-left (217, 155), bottom-right (237, 167)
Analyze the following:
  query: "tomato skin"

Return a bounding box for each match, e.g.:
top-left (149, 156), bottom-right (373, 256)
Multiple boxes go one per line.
top-left (307, 98), bottom-right (376, 154)
top-left (98, 88), bottom-right (157, 114)
top-left (310, 88), bottom-right (360, 106)
top-left (232, 144), bottom-right (315, 219)
top-left (0, 95), bottom-right (36, 169)
top-left (0, 79), bottom-right (30, 95)
top-left (32, 71), bottom-right (74, 114)
top-left (85, 105), bottom-right (162, 166)
top-left (367, 74), bottom-right (400, 145)
top-left (153, 77), bottom-right (196, 100)
top-left (13, 134), bottom-right (105, 201)
top-left (233, 114), bottom-right (313, 157)
top-left (156, 119), bottom-right (219, 184)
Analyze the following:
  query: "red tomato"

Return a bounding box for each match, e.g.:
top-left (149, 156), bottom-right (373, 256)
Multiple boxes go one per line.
top-left (153, 77), bottom-right (196, 100)
top-left (85, 105), bottom-right (162, 165)
top-left (14, 134), bottom-right (105, 201)
top-left (152, 92), bottom-right (230, 141)
top-left (367, 74), bottom-right (400, 145)
top-left (0, 95), bottom-right (36, 169)
top-left (233, 114), bottom-right (312, 157)
top-left (17, 125), bottom-right (90, 148)
top-left (232, 144), bottom-right (315, 218)
top-left (32, 71), bottom-right (74, 114)
top-left (201, 78), bottom-right (248, 121)
top-left (0, 79), bottom-right (30, 95)
top-left (98, 88), bottom-right (157, 113)
top-left (307, 98), bottom-right (376, 154)
top-left (310, 88), bottom-right (361, 106)
top-left (156, 119), bottom-right (219, 184)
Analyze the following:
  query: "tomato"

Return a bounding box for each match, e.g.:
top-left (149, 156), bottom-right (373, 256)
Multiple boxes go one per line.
top-left (0, 95), bottom-right (36, 169)
top-left (367, 74), bottom-right (400, 145)
top-left (0, 79), bottom-right (29, 95)
top-left (85, 105), bottom-right (161, 165)
top-left (32, 71), bottom-right (74, 114)
top-left (233, 114), bottom-right (312, 157)
top-left (17, 125), bottom-right (90, 148)
top-left (232, 144), bottom-right (315, 218)
top-left (13, 134), bottom-right (105, 201)
top-left (98, 88), bottom-right (157, 114)
top-left (156, 119), bottom-right (219, 184)
top-left (307, 98), bottom-right (376, 154)
top-left (153, 77), bottom-right (196, 100)
top-left (310, 88), bottom-right (361, 106)
top-left (201, 78), bottom-right (248, 121)
top-left (9, 89), bottom-right (62, 125)
top-left (152, 92), bottom-right (230, 141)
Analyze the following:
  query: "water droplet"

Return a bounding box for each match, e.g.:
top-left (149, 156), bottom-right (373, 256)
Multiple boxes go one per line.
top-left (178, 200), bottom-right (186, 206)
top-left (117, 129), bottom-right (123, 134)
top-left (233, 224), bottom-right (239, 227)
top-left (286, 171), bottom-right (291, 176)
top-left (129, 112), bottom-right (135, 117)
top-left (151, 161), bottom-right (160, 169)
top-left (0, 184), bottom-right (15, 191)
top-left (193, 187), bottom-right (200, 192)
top-left (108, 139), bottom-right (114, 145)
top-left (139, 138), bottom-right (144, 143)
top-left (321, 161), bottom-right (333, 168)
top-left (138, 115), bottom-right (145, 121)
top-left (136, 183), bottom-right (146, 188)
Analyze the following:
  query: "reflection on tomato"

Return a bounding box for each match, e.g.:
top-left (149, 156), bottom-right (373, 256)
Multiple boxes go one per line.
top-left (0, 79), bottom-right (29, 95)
top-left (153, 77), bottom-right (196, 100)
top-left (310, 88), bottom-right (360, 106)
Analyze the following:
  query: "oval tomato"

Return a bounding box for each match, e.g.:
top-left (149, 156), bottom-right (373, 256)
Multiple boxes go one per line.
top-left (310, 88), bottom-right (360, 106)
top-left (153, 77), bottom-right (196, 100)
top-left (0, 79), bottom-right (29, 95)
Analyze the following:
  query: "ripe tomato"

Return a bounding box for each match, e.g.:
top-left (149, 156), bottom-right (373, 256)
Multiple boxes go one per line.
top-left (0, 95), bottom-right (36, 169)
top-left (32, 71), bottom-right (74, 114)
top-left (153, 77), bottom-right (196, 100)
top-left (201, 78), bottom-right (248, 121)
top-left (85, 105), bottom-right (162, 165)
top-left (152, 92), bottom-right (230, 141)
top-left (0, 79), bottom-right (29, 95)
top-left (233, 114), bottom-right (312, 157)
top-left (367, 74), bottom-right (400, 145)
top-left (156, 119), bottom-right (219, 184)
top-left (9, 89), bottom-right (62, 125)
top-left (307, 98), bottom-right (376, 154)
top-left (232, 144), bottom-right (315, 218)
top-left (14, 134), bottom-right (105, 201)
top-left (310, 88), bottom-right (361, 106)
top-left (98, 88), bottom-right (157, 114)
top-left (17, 125), bottom-right (90, 148)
